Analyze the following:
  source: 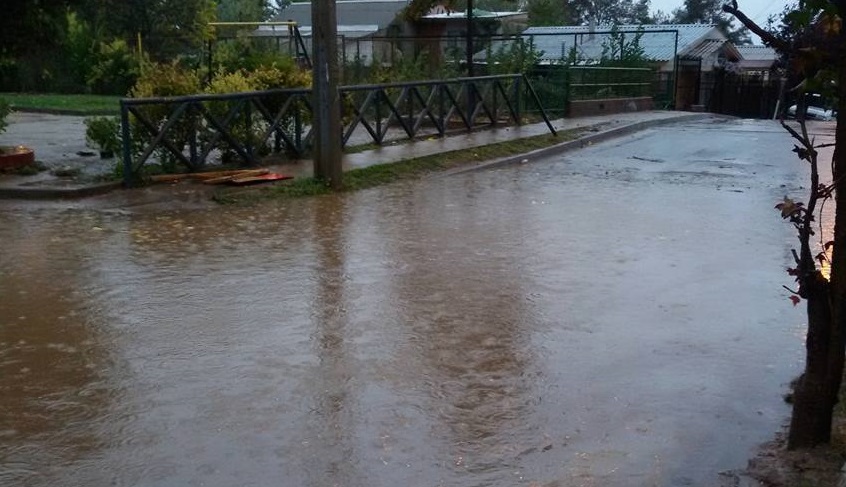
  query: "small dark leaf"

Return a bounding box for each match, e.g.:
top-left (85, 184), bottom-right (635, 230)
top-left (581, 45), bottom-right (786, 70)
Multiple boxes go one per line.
top-left (787, 267), bottom-right (800, 276)
top-left (793, 145), bottom-right (810, 160)
top-left (790, 295), bottom-right (801, 306)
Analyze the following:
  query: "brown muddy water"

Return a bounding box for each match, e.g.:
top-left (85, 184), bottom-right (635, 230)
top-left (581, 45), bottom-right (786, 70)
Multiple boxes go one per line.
top-left (1, 119), bottom-right (808, 486)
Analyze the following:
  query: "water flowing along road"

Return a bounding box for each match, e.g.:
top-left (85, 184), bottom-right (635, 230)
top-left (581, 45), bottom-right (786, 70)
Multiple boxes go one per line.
top-left (0, 118), bottom-right (815, 486)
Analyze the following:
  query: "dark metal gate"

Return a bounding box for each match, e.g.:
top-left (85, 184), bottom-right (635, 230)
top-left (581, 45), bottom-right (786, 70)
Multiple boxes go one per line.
top-left (708, 70), bottom-right (780, 119)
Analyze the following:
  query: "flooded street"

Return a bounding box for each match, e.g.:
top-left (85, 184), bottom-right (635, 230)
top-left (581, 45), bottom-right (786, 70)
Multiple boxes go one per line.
top-left (1, 118), bottom-right (810, 486)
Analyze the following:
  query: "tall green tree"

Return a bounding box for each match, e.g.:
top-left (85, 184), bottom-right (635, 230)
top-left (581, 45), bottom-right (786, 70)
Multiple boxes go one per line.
top-left (528, 0), bottom-right (572, 25)
top-left (217, 0), bottom-right (282, 22)
top-left (577, 0), bottom-right (652, 25)
top-left (673, 0), bottom-right (751, 44)
top-left (0, 0), bottom-right (81, 56)
top-left (78, 0), bottom-right (217, 60)
top-left (405, 0), bottom-right (523, 20)
top-left (723, 0), bottom-right (846, 449)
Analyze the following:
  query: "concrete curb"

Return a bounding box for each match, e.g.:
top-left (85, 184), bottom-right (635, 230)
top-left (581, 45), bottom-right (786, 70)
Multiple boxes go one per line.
top-left (440, 113), bottom-right (715, 176)
top-left (12, 107), bottom-right (116, 117)
top-left (0, 112), bottom-right (712, 200)
top-left (0, 180), bottom-right (122, 200)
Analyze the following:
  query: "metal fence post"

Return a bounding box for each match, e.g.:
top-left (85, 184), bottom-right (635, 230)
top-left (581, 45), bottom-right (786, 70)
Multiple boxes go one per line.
top-left (515, 76), bottom-right (522, 122)
top-left (245, 100), bottom-right (253, 159)
top-left (188, 102), bottom-right (198, 168)
top-left (438, 83), bottom-right (445, 135)
top-left (120, 100), bottom-right (133, 186)
top-left (295, 97), bottom-right (303, 152)
top-left (375, 90), bottom-right (383, 144)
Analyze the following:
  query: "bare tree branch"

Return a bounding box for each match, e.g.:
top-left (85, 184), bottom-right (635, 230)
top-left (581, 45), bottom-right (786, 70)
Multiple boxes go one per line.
top-left (722, 0), bottom-right (790, 52)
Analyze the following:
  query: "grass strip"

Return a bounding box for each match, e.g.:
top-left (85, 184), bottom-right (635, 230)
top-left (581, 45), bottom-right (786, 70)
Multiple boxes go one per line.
top-left (1, 93), bottom-right (121, 115)
top-left (214, 129), bottom-right (581, 204)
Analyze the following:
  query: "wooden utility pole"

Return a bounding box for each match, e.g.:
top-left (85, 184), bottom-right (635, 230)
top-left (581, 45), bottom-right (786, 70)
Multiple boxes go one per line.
top-left (312, 0), bottom-right (343, 188)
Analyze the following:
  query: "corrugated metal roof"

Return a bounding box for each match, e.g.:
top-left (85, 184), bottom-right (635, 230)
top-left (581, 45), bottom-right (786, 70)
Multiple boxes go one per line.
top-left (736, 45), bottom-right (778, 61)
top-left (682, 38), bottom-right (723, 58)
top-left (522, 24), bottom-right (722, 62)
top-left (254, 24), bottom-right (380, 38)
top-left (421, 10), bottom-right (525, 19)
top-left (275, 0), bottom-right (409, 29)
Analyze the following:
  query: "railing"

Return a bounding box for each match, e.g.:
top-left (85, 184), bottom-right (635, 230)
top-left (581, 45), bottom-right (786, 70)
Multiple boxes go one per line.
top-left (119, 74), bottom-right (556, 185)
top-left (340, 75), bottom-right (553, 145)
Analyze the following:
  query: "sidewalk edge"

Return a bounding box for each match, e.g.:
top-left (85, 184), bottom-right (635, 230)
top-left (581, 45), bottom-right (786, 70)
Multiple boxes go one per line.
top-left (440, 113), bottom-right (716, 176)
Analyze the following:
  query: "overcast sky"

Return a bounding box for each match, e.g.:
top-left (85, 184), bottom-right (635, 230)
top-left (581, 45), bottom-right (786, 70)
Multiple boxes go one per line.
top-left (650, 0), bottom-right (789, 43)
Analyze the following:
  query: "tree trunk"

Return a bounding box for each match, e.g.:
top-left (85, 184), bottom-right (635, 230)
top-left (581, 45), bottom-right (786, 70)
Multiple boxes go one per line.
top-left (788, 273), bottom-right (834, 448)
top-left (787, 59), bottom-right (846, 449)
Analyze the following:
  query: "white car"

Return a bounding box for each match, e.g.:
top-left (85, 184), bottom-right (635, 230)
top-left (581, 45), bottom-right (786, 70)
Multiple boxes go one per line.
top-left (787, 104), bottom-right (836, 121)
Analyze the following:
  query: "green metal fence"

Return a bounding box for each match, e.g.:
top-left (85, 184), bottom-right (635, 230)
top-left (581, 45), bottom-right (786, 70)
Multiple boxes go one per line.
top-left (568, 66), bottom-right (654, 100)
top-left (526, 65), bottom-right (658, 115)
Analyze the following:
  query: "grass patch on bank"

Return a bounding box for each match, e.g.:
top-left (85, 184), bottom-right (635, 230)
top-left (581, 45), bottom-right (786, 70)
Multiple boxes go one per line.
top-left (214, 129), bottom-right (581, 204)
top-left (1, 93), bottom-right (121, 115)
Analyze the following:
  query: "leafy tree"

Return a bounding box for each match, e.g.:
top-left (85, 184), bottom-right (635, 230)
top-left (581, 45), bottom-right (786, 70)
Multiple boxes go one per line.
top-left (651, 9), bottom-right (673, 24)
top-left (77, 0), bottom-right (217, 60)
top-left (217, 0), bottom-right (281, 22)
top-left (673, 0), bottom-right (751, 44)
top-left (486, 37), bottom-right (544, 74)
top-left (528, 0), bottom-right (573, 26)
top-left (722, 0), bottom-right (846, 449)
top-left (600, 25), bottom-right (649, 66)
top-left (577, 0), bottom-right (653, 25)
top-left (0, 0), bottom-right (81, 57)
top-left (405, 0), bottom-right (524, 20)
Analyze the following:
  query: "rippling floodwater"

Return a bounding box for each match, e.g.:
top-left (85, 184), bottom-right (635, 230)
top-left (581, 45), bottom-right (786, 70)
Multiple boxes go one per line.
top-left (1, 120), bottom-right (807, 486)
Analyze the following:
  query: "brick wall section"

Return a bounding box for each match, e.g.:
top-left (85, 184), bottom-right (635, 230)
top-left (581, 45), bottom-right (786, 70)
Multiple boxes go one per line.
top-left (568, 97), bottom-right (655, 117)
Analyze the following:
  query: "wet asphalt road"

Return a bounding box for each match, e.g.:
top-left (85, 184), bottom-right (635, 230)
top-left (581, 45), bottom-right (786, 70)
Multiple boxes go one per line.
top-left (0, 118), bottom-right (814, 486)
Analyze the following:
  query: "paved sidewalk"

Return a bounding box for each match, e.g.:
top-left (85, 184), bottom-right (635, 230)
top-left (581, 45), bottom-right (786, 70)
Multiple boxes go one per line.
top-left (0, 110), bottom-right (712, 199)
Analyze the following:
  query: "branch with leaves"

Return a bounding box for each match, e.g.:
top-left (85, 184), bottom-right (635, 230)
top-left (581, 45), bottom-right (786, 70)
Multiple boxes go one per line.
top-left (722, 0), bottom-right (846, 449)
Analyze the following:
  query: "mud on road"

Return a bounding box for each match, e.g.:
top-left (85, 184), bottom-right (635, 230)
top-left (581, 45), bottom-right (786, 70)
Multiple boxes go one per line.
top-left (0, 118), bottom-right (818, 487)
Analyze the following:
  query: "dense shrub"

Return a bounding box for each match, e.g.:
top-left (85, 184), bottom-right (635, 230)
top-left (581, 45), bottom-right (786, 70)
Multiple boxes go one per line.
top-left (203, 70), bottom-right (258, 160)
top-left (249, 62), bottom-right (311, 90)
top-left (84, 116), bottom-right (121, 155)
top-left (0, 98), bottom-right (10, 135)
top-left (64, 11), bottom-right (97, 91)
top-left (129, 62), bottom-right (202, 172)
top-left (131, 61), bottom-right (201, 98)
top-left (87, 39), bottom-right (141, 95)
top-left (124, 56), bottom-right (313, 172)
top-left (202, 64), bottom-right (312, 160)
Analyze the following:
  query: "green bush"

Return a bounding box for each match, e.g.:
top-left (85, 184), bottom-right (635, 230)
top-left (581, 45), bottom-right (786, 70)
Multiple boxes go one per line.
top-left (124, 57), bottom-right (313, 173)
top-left (204, 62), bottom-right (313, 160)
top-left (84, 116), bottom-right (121, 155)
top-left (203, 70), bottom-right (259, 161)
top-left (0, 98), bottom-right (10, 134)
top-left (248, 62), bottom-right (311, 90)
top-left (486, 38), bottom-right (544, 76)
top-left (88, 39), bottom-right (141, 95)
top-left (64, 11), bottom-right (97, 90)
top-left (131, 61), bottom-right (201, 98)
top-left (129, 61), bottom-right (202, 172)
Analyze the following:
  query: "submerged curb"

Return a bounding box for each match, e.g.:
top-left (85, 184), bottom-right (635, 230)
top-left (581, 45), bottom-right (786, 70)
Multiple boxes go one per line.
top-left (0, 180), bottom-right (121, 200)
top-left (442, 113), bottom-right (715, 176)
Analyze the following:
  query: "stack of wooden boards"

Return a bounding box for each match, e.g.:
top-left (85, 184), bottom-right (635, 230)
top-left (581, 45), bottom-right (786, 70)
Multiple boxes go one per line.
top-left (151, 169), bottom-right (293, 186)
